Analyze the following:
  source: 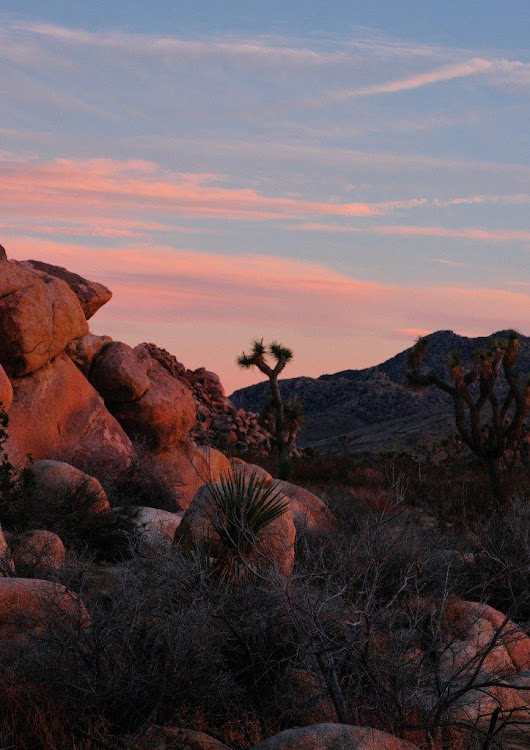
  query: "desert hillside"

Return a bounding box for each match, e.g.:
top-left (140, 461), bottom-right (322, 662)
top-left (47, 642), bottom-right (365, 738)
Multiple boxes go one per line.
top-left (231, 330), bottom-right (530, 453)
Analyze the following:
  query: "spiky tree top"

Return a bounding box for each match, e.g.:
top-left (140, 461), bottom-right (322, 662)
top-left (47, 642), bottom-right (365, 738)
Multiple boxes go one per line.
top-left (237, 339), bottom-right (293, 378)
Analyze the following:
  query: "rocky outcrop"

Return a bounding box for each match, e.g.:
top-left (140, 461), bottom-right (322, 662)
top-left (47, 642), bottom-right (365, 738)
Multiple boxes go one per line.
top-left (145, 343), bottom-right (271, 452)
top-left (6, 355), bottom-right (134, 480)
top-left (176, 479), bottom-right (296, 577)
top-left (252, 725), bottom-right (420, 750)
top-left (0, 261), bottom-right (88, 377)
top-left (21, 259), bottom-right (112, 319)
top-left (31, 460), bottom-right (110, 515)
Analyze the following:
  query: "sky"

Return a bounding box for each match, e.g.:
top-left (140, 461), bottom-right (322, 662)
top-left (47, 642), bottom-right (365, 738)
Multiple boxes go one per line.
top-left (1, 1), bottom-right (529, 392)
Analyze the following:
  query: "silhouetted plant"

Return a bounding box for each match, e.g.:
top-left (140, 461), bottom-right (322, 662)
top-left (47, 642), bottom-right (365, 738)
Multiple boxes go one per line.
top-left (407, 330), bottom-right (530, 502)
top-left (0, 407), bottom-right (35, 530)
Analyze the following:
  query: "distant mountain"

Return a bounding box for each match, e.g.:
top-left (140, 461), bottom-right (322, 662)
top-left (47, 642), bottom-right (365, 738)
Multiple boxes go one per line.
top-left (230, 331), bottom-right (530, 454)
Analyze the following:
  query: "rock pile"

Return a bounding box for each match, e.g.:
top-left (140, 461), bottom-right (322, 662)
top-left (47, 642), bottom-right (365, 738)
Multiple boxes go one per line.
top-left (144, 343), bottom-right (271, 452)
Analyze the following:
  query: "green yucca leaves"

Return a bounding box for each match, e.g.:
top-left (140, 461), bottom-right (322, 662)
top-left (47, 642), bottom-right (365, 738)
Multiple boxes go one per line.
top-left (205, 471), bottom-right (289, 582)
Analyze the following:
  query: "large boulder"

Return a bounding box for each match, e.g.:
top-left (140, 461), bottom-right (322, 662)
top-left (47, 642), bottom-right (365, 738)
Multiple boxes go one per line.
top-left (5, 353), bottom-right (134, 480)
top-left (252, 725), bottom-right (419, 750)
top-left (131, 726), bottom-right (231, 750)
top-left (65, 332), bottom-right (113, 376)
top-left (176, 479), bottom-right (296, 577)
top-left (276, 481), bottom-right (333, 531)
top-left (91, 341), bottom-right (151, 402)
top-left (0, 365), bottom-right (13, 411)
top-left (0, 260), bottom-right (88, 376)
top-left (10, 530), bottom-right (66, 575)
top-left (31, 459), bottom-right (111, 515)
top-left (91, 343), bottom-right (196, 451)
top-left (21, 259), bottom-right (112, 319)
top-left (0, 577), bottom-right (89, 642)
top-left (439, 600), bottom-right (530, 740)
top-left (151, 441), bottom-right (231, 508)
top-left (230, 462), bottom-right (333, 531)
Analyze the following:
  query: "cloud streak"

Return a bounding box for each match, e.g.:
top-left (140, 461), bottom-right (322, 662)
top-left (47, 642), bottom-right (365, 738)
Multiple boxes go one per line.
top-left (326, 58), bottom-right (494, 103)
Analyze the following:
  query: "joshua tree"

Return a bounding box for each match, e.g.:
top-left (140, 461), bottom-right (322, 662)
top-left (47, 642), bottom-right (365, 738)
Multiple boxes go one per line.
top-left (407, 330), bottom-right (530, 501)
top-left (237, 339), bottom-right (293, 475)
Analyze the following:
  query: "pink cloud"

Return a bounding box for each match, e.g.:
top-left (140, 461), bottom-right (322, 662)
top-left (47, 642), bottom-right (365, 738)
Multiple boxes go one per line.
top-left (0, 157), bottom-right (385, 223)
top-left (4, 237), bottom-right (528, 391)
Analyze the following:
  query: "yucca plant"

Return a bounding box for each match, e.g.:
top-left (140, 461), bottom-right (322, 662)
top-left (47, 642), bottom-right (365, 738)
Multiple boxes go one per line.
top-left (205, 471), bottom-right (290, 582)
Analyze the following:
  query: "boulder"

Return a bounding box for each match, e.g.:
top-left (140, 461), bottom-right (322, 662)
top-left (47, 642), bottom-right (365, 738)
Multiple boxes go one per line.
top-left (176, 479), bottom-right (296, 577)
top-left (92, 343), bottom-right (196, 451)
top-left (230, 463), bottom-right (333, 531)
top-left (133, 507), bottom-right (185, 551)
top-left (5, 353), bottom-right (134, 481)
top-left (21, 259), bottom-right (112, 319)
top-left (11, 530), bottom-right (66, 574)
top-left (65, 332), bottom-right (113, 376)
top-left (0, 365), bottom-right (13, 411)
top-left (275, 481), bottom-right (333, 531)
top-left (131, 726), bottom-right (231, 750)
top-left (0, 261), bottom-right (88, 376)
top-left (91, 341), bottom-right (151, 402)
top-left (0, 244), bottom-right (6, 261)
top-left (31, 460), bottom-right (110, 515)
top-left (438, 600), bottom-right (530, 738)
top-left (252, 725), bottom-right (419, 750)
top-left (230, 460), bottom-right (274, 486)
top-left (0, 577), bottom-right (89, 642)
top-left (151, 441), bottom-right (232, 508)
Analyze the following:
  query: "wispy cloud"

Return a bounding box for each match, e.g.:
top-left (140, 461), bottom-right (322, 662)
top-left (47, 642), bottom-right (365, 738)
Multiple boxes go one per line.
top-left (295, 223), bottom-right (530, 243)
top-left (325, 58), bottom-right (493, 103)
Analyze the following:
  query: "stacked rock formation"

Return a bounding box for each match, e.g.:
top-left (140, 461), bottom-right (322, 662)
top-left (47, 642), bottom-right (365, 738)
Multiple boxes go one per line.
top-left (143, 343), bottom-right (271, 452)
top-left (0, 250), bottom-right (230, 507)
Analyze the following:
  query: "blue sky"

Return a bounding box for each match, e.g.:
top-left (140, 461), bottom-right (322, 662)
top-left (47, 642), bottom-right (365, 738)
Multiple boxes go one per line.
top-left (0, 1), bottom-right (528, 389)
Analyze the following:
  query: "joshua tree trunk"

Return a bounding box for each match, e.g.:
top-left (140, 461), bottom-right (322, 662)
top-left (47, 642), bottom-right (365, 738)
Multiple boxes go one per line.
top-left (269, 374), bottom-right (287, 472)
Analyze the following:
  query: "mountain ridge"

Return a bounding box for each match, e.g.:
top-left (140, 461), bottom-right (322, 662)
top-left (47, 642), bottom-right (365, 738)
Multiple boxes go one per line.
top-left (230, 330), bottom-right (530, 453)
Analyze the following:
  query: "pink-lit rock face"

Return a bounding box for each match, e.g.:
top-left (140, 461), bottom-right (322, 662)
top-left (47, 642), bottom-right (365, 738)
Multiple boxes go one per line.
top-left (148, 440), bottom-right (230, 509)
top-left (0, 261), bottom-right (88, 377)
top-left (92, 343), bottom-right (196, 452)
top-left (5, 353), bottom-right (134, 480)
top-left (20, 259), bottom-right (112, 320)
top-left (0, 366), bottom-right (13, 412)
